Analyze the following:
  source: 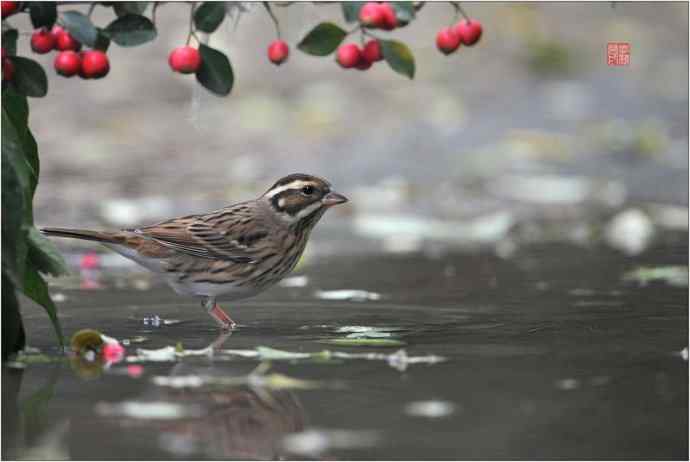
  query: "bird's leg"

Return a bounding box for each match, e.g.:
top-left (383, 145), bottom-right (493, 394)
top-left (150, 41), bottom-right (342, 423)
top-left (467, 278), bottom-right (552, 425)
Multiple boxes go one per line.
top-left (202, 296), bottom-right (237, 330)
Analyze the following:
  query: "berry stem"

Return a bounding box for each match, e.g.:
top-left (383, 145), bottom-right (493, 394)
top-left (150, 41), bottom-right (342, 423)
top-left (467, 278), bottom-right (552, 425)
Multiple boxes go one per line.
top-left (451, 2), bottom-right (470, 22)
top-left (186, 2), bottom-right (196, 46)
top-left (152, 2), bottom-right (160, 27)
top-left (263, 2), bottom-right (281, 39)
top-left (347, 23), bottom-right (362, 36)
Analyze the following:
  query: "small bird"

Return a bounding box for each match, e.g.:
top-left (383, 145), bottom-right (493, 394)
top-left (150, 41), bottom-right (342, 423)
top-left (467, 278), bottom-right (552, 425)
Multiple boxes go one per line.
top-left (42, 174), bottom-right (348, 329)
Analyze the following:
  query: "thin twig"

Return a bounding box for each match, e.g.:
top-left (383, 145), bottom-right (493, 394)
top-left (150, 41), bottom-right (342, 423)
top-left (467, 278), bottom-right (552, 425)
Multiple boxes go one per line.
top-left (186, 1), bottom-right (196, 46)
top-left (263, 2), bottom-right (281, 39)
top-left (152, 2), bottom-right (160, 27)
top-left (86, 2), bottom-right (96, 18)
top-left (452, 2), bottom-right (470, 21)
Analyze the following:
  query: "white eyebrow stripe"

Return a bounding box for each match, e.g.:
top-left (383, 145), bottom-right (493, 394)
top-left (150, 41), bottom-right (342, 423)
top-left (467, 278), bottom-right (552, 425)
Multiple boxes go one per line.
top-left (265, 180), bottom-right (312, 198)
top-left (295, 201), bottom-right (322, 219)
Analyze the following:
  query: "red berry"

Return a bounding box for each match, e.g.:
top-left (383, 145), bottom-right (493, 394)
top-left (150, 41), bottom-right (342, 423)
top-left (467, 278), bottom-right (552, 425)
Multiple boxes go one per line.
top-left (1, 48), bottom-right (5, 60)
top-left (380, 3), bottom-right (398, 30)
top-left (362, 40), bottom-right (383, 63)
top-left (31, 28), bottom-right (56, 54)
top-left (436, 27), bottom-right (461, 55)
top-left (168, 46), bottom-right (202, 74)
top-left (359, 3), bottom-right (385, 28)
top-left (356, 58), bottom-right (372, 71)
top-left (455, 19), bottom-right (482, 46)
top-left (80, 50), bottom-right (109, 79)
top-left (1, 1), bottom-right (18, 19)
top-left (54, 27), bottom-right (82, 52)
top-left (2, 58), bottom-right (14, 81)
top-left (54, 50), bottom-right (81, 77)
top-left (336, 43), bottom-right (361, 69)
top-left (267, 40), bottom-right (289, 65)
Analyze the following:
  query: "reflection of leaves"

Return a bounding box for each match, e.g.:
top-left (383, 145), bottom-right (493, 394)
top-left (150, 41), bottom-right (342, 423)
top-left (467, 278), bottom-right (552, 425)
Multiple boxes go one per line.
top-left (20, 365), bottom-right (63, 445)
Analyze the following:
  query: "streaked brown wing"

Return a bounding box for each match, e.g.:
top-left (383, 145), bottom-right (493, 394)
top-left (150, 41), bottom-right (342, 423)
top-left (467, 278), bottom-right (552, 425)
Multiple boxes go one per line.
top-left (134, 215), bottom-right (256, 263)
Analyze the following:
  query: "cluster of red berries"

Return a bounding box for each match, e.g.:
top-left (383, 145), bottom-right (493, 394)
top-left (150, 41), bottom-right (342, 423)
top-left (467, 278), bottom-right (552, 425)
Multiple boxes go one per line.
top-left (436, 18), bottom-right (483, 55)
top-left (1, 0), bottom-right (18, 19)
top-left (358, 2), bottom-right (399, 30)
top-left (2, 48), bottom-right (14, 81)
top-left (336, 40), bottom-right (382, 71)
top-left (1, 0), bottom-right (18, 81)
top-left (29, 25), bottom-right (109, 78)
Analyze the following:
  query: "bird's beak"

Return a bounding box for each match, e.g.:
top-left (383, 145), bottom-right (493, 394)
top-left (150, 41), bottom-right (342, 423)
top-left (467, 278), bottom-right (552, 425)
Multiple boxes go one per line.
top-left (322, 191), bottom-right (348, 207)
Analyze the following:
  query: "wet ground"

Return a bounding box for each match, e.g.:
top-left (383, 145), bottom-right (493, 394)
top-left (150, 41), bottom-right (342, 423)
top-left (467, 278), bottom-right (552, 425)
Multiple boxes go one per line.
top-left (3, 238), bottom-right (688, 460)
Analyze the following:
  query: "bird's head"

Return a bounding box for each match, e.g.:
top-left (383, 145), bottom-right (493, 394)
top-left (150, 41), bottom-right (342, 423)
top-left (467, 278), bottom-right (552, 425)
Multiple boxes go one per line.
top-left (261, 173), bottom-right (348, 225)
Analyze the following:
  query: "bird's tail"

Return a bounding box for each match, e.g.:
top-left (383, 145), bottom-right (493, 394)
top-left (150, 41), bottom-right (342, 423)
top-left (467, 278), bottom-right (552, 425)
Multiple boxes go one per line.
top-left (41, 227), bottom-right (120, 243)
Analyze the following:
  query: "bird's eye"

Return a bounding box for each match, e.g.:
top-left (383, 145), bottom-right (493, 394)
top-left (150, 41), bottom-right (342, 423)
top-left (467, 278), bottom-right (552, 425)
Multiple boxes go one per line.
top-left (301, 185), bottom-right (315, 195)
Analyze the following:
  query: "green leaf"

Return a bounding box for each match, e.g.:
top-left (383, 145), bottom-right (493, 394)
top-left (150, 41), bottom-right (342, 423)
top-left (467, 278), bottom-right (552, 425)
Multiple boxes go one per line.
top-left (391, 2), bottom-right (415, 25)
top-left (297, 22), bottom-right (347, 56)
top-left (2, 90), bottom-right (39, 200)
top-left (105, 14), bottom-right (156, 47)
top-left (2, 29), bottom-right (18, 56)
top-left (113, 2), bottom-right (148, 17)
top-left (10, 57), bottom-right (48, 98)
top-left (341, 2), bottom-right (364, 22)
top-left (29, 2), bottom-right (58, 29)
top-left (61, 10), bottom-right (98, 47)
top-left (381, 39), bottom-right (415, 79)
top-left (194, 2), bottom-right (226, 33)
top-left (1, 151), bottom-right (27, 287)
top-left (23, 266), bottom-right (64, 347)
top-left (2, 87), bottom-right (28, 127)
top-left (195, 44), bottom-right (233, 96)
top-left (2, 272), bottom-right (25, 360)
top-left (93, 28), bottom-right (111, 52)
top-left (27, 228), bottom-right (69, 277)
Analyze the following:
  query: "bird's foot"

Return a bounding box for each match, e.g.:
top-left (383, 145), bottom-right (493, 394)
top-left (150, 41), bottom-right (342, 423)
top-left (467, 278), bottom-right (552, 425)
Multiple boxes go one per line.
top-left (209, 303), bottom-right (237, 330)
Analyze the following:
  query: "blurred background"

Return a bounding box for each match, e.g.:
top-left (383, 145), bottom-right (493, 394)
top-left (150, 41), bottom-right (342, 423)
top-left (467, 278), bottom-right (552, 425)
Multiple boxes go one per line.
top-left (4, 3), bottom-right (688, 460)
top-left (23, 1), bottom-right (688, 262)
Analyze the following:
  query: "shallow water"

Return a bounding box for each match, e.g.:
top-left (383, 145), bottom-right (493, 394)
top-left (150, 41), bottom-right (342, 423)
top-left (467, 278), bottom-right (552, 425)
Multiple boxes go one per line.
top-left (3, 241), bottom-right (688, 460)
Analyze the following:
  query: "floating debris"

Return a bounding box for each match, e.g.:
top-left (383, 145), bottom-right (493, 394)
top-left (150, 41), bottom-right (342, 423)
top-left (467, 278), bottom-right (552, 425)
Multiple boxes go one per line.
top-left (121, 336), bottom-right (148, 346)
top-left (404, 400), bottom-right (456, 418)
top-left (52, 293), bottom-right (68, 303)
top-left (282, 429), bottom-right (379, 457)
top-left (129, 346), bottom-right (177, 362)
top-left (255, 346), bottom-right (313, 360)
top-left (142, 316), bottom-right (182, 327)
top-left (346, 331), bottom-right (392, 339)
top-left (623, 266), bottom-right (688, 287)
top-left (279, 275), bottom-right (309, 288)
top-left (680, 347), bottom-right (688, 361)
top-left (95, 401), bottom-right (204, 420)
top-left (315, 290), bottom-right (381, 302)
top-left (555, 378), bottom-right (580, 390)
top-left (335, 326), bottom-right (404, 334)
top-left (319, 338), bottom-right (406, 347)
top-left (152, 375), bottom-right (205, 389)
top-left (604, 209), bottom-right (655, 256)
